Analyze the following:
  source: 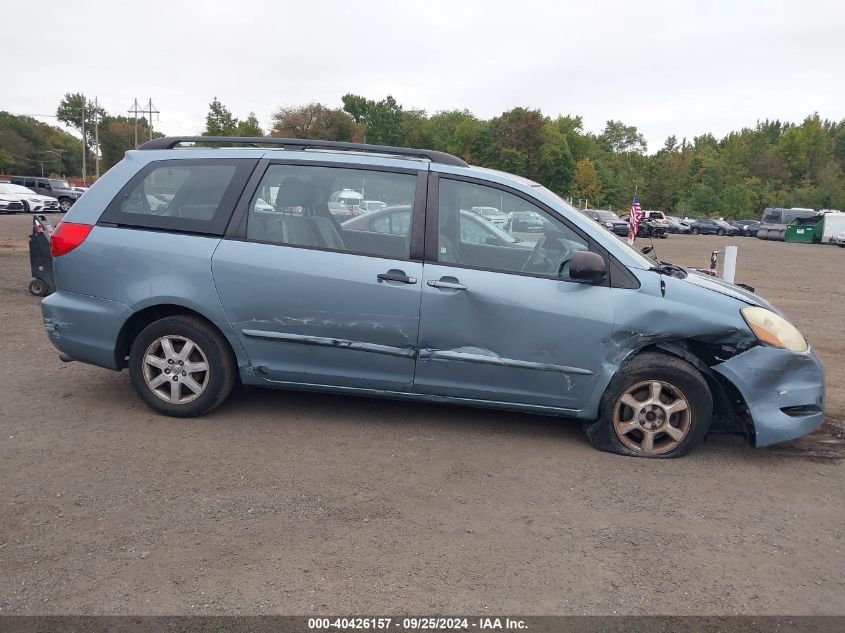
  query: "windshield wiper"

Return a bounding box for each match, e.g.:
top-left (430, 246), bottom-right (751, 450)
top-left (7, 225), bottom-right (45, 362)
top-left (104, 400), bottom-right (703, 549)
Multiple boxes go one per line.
top-left (651, 261), bottom-right (687, 278)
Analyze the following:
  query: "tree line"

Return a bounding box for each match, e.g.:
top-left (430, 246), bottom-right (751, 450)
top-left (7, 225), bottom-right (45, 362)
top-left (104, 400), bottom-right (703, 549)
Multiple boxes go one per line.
top-left (2, 91), bottom-right (844, 218)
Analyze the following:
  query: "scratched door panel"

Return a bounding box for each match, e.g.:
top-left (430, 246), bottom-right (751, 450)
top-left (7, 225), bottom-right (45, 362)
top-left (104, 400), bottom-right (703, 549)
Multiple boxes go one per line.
top-left (212, 240), bottom-right (422, 392)
top-left (415, 263), bottom-right (614, 410)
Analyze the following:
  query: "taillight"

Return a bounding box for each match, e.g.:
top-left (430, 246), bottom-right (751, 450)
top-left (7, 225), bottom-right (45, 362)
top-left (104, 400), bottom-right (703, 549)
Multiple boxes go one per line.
top-left (51, 222), bottom-right (93, 257)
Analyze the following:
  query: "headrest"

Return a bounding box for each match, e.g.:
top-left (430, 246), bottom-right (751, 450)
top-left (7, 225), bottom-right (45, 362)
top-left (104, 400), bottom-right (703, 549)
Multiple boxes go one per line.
top-left (275, 178), bottom-right (312, 212)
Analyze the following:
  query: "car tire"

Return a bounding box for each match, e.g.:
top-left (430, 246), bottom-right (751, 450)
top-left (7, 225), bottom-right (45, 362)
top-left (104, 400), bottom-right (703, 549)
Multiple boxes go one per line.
top-left (58, 198), bottom-right (72, 212)
top-left (21, 200), bottom-right (30, 214)
top-left (584, 352), bottom-right (712, 458)
top-left (28, 278), bottom-right (48, 296)
top-left (128, 315), bottom-right (237, 418)
top-left (717, 228), bottom-right (725, 236)
top-left (691, 227), bottom-right (699, 235)
top-left (745, 230), bottom-right (752, 237)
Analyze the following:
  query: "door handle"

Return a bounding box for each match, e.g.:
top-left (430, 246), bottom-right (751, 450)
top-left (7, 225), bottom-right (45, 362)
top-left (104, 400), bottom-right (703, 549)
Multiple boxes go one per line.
top-left (427, 279), bottom-right (468, 290)
top-left (377, 271), bottom-right (417, 284)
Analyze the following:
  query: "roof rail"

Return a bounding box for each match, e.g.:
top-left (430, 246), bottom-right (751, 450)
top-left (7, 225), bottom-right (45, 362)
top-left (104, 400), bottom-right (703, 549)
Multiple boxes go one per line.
top-left (138, 136), bottom-right (469, 168)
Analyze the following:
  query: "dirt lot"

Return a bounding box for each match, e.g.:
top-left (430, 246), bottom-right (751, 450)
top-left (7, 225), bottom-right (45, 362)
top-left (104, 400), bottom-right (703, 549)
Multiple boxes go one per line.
top-left (1, 213), bottom-right (843, 615)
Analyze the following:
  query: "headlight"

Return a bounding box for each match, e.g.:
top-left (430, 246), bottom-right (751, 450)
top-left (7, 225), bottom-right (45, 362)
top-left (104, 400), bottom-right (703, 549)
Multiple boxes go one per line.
top-left (741, 306), bottom-right (807, 352)
top-left (605, 221), bottom-right (613, 228)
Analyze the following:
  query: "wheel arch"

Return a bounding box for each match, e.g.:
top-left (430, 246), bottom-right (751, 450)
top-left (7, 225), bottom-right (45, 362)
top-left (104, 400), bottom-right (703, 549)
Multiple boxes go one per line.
top-left (114, 303), bottom-right (240, 371)
top-left (613, 340), bottom-right (752, 438)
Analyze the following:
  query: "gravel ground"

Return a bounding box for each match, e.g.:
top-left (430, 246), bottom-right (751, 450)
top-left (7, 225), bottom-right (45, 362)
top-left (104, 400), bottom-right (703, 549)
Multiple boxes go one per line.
top-left (0, 213), bottom-right (843, 615)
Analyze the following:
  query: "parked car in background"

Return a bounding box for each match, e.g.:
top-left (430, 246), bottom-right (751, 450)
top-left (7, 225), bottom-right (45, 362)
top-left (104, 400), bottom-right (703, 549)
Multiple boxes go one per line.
top-left (580, 209), bottom-right (629, 236)
top-left (620, 213), bottom-right (668, 238)
top-left (0, 183), bottom-right (60, 212)
top-left (344, 205), bottom-right (535, 250)
top-left (642, 210), bottom-right (672, 233)
top-left (0, 193), bottom-right (25, 213)
top-left (714, 219), bottom-right (739, 235)
top-left (357, 200), bottom-right (387, 214)
top-left (690, 218), bottom-right (731, 235)
top-left (72, 186), bottom-right (89, 195)
top-left (9, 176), bottom-right (81, 211)
top-left (470, 206), bottom-right (508, 230)
top-left (757, 208), bottom-right (816, 241)
top-left (665, 216), bottom-right (691, 234)
top-left (730, 219), bottom-right (760, 237)
top-left (507, 210), bottom-right (547, 233)
top-left (41, 135), bottom-right (825, 459)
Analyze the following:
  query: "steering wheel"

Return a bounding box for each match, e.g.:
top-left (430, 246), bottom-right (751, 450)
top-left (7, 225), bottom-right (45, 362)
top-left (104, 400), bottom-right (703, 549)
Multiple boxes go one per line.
top-left (521, 232), bottom-right (572, 277)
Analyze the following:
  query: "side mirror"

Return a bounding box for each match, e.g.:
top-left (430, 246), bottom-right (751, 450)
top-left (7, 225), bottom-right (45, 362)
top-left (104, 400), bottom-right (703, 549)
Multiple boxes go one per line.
top-left (485, 235), bottom-right (501, 246)
top-left (569, 250), bottom-right (606, 283)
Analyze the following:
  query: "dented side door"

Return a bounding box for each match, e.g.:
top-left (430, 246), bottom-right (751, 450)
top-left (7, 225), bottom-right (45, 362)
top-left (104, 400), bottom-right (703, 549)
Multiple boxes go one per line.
top-left (413, 264), bottom-right (615, 411)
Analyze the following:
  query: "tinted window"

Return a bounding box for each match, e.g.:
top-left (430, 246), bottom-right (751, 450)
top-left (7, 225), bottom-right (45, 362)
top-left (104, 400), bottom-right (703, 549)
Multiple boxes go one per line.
top-left (25, 179), bottom-right (37, 188)
top-left (246, 164), bottom-right (417, 259)
top-left (102, 160), bottom-right (253, 234)
top-left (438, 178), bottom-right (589, 280)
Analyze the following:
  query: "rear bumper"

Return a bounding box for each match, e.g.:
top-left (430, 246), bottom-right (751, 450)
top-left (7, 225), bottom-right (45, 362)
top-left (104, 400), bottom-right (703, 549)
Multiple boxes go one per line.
top-left (42, 290), bottom-right (133, 370)
top-left (713, 346), bottom-right (825, 447)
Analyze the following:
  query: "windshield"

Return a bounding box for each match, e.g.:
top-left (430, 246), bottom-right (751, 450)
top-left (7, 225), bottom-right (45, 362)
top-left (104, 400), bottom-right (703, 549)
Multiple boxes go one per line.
top-left (49, 179), bottom-right (70, 189)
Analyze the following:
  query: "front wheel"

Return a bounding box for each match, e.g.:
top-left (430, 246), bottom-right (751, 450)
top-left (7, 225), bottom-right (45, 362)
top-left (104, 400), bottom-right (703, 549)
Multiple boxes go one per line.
top-left (691, 227), bottom-right (700, 235)
top-left (128, 315), bottom-right (236, 417)
top-left (717, 228), bottom-right (725, 236)
top-left (58, 198), bottom-right (72, 212)
top-left (21, 200), bottom-right (30, 213)
top-left (584, 352), bottom-right (712, 458)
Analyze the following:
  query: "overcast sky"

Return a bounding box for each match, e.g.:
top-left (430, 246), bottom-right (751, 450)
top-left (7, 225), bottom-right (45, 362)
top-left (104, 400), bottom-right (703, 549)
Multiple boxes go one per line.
top-left (5, 0), bottom-right (844, 152)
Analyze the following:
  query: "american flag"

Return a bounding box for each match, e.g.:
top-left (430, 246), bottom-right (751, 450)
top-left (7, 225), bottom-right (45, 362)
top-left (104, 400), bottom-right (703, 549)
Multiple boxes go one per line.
top-left (627, 195), bottom-right (644, 244)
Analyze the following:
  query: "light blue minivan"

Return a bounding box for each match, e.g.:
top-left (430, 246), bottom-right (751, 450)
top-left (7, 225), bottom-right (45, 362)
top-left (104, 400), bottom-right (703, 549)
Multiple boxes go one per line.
top-left (42, 137), bottom-right (825, 457)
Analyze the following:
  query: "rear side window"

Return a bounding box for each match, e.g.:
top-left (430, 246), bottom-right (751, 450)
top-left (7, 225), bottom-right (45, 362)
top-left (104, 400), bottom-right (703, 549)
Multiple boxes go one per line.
top-left (101, 159), bottom-right (255, 235)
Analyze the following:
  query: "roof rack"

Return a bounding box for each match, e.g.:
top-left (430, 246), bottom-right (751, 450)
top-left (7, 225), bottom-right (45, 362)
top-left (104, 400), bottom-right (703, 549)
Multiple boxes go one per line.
top-left (138, 136), bottom-right (469, 168)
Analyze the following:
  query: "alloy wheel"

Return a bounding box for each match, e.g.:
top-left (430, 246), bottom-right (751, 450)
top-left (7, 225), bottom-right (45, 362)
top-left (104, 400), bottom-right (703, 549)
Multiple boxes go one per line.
top-left (613, 380), bottom-right (692, 455)
top-left (142, 335), bottom-right (209, 404)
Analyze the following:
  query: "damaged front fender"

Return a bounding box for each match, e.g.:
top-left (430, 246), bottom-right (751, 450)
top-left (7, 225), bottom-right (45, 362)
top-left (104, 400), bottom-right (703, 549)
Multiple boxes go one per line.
top-left (712, 346), bottom-right (825, 447)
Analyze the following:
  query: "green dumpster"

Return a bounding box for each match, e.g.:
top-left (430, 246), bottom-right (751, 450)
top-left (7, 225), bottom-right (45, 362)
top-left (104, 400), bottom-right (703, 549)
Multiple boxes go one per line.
top-left (785, 215), bottom-right (823, 244)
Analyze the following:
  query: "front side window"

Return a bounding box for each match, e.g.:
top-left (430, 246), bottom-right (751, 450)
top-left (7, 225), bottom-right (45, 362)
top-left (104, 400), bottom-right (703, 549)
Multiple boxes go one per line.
top-left (437, 178), bottom-right (589, 280)
top-left (246, 164), bottom-right (417, 259)
top-left (101, 160), bottom-right (252, 234)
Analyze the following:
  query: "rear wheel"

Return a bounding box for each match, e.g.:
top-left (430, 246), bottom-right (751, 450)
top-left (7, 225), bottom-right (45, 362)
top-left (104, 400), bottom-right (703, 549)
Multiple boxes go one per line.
top-left (584, 352), bottom-right (712, 458)
top-left (128, 316), bottom-right (236, 417)
top-left (745, 230), bottom-right (752, 237)
top-left (691, 227), bottom-right (700, 235)
top-left (717, 228), bottom-right (725, 236)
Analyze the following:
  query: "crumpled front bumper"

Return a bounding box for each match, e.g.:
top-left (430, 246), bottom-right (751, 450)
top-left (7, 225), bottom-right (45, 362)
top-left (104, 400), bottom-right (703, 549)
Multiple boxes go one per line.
top-left (713, 345), bottom-right (825, 447)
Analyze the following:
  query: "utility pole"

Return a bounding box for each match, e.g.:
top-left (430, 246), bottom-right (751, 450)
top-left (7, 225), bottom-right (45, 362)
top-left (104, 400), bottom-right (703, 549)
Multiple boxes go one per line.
top-left (128, 98), bottom-right (142, 148)
top-left (94, 97), bottom-right (100, 179)
top-left (146, 98), bottom-right (159, 142)
top-left (81, 99), bottom-right (87, 185)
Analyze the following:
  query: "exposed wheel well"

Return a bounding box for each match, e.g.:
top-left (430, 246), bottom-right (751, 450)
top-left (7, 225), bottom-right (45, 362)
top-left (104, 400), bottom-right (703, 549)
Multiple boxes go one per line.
top-left (114, 304), bottom-right (234, 370)
top-left (622, 341), bottom-right (752, 437)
